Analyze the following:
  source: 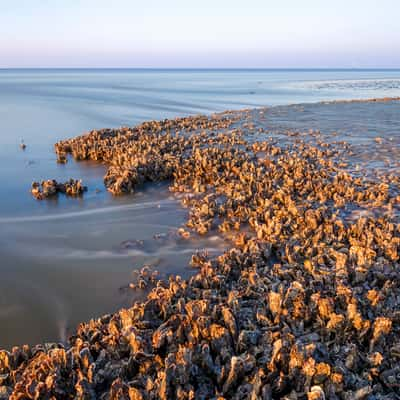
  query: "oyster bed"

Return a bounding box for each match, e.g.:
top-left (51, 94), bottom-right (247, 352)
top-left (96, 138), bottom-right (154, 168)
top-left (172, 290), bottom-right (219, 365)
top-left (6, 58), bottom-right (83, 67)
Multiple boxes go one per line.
top-left (1, 99), bottom-right (400, 399)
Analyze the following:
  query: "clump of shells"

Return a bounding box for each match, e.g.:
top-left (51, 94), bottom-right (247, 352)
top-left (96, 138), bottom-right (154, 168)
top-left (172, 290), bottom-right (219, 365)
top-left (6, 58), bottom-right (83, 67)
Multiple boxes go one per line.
top-left (3, 101), bottom-right (400, 399)
top-left (31, 179), bottom-right (87, 199)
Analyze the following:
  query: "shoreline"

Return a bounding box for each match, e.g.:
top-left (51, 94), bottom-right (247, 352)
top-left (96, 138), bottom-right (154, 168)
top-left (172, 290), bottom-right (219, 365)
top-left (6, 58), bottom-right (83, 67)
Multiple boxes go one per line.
top-left (1, 97), bottom-right (400, 399)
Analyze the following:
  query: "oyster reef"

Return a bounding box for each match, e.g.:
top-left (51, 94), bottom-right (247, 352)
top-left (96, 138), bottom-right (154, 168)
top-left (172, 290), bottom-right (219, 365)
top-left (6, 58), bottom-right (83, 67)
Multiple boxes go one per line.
top-left (1, 98), bottom-right (400, 399)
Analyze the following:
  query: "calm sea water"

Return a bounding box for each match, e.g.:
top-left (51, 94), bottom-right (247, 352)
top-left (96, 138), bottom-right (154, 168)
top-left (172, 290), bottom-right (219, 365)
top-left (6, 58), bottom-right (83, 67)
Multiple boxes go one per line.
top-left (0, 69), bottom-right (399, 348)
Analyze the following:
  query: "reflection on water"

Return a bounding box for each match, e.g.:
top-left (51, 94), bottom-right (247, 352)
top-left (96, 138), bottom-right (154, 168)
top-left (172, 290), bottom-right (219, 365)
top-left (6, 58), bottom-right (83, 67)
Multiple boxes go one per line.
top-left (0, 69), bottom-right (399, 349)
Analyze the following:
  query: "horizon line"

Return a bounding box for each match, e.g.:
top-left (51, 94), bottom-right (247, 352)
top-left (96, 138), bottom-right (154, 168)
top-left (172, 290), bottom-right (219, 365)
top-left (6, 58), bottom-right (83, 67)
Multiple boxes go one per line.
top-left (1, 67), bottom-right (400, 71)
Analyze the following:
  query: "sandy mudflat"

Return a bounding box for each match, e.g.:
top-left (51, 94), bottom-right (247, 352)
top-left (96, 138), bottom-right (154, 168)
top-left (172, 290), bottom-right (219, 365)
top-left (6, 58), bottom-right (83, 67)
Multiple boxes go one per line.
top-left (1, 98), bottom-right (399, 399)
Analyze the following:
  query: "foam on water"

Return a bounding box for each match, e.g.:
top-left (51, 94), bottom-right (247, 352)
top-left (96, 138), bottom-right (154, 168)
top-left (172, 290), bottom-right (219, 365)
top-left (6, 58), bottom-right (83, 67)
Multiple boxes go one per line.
top-left (0, 199), bottom-right (174, 223)
top-left (288, 78), bottom-right (400, 92)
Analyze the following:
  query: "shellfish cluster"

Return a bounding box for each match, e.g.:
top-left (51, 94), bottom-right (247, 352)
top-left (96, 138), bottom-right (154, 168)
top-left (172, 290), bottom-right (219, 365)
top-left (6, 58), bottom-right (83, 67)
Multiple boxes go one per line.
top-left (3, 103), bottom-right (400, 399)
top-left (31, 179), bottom-right (87, 200)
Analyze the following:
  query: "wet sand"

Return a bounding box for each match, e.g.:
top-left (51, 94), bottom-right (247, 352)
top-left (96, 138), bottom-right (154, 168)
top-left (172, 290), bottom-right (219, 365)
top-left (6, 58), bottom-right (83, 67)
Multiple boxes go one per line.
top-left (1, 98), bottom-right (399, 399)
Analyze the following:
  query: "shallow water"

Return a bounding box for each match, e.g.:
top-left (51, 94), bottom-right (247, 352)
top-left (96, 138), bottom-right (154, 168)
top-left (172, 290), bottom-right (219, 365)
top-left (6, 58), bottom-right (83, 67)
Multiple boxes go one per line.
top-left (0, 69), bottom-right (399, 348)
top-left (256, 100), bottom-right (400, 170)
top-left (0, 182), bottom-right (228, 348)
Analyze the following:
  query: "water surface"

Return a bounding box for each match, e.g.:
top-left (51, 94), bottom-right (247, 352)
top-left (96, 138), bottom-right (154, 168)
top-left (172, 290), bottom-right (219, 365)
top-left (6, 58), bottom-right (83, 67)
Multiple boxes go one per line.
top-left (0, 69), bottom-right (399, 348)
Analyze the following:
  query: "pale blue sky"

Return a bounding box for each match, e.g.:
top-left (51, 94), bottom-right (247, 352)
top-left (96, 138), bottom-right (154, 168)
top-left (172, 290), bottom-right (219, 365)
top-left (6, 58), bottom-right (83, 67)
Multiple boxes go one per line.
top-left (1, 0), bottom-right (399, 68)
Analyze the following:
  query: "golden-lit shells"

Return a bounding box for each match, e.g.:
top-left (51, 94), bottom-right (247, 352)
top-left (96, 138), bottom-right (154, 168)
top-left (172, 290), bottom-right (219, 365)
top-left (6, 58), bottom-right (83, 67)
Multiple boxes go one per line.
top-left (307, 385), bottom-right (325, 400)
top-left (56, 152), bottom-right (67, 163)
top-left (31, 179), bottom-right (87, 199)
top-left (177, 228), bottom-right (191, 239)
top-left (10, 101), bottom-right (400, 398)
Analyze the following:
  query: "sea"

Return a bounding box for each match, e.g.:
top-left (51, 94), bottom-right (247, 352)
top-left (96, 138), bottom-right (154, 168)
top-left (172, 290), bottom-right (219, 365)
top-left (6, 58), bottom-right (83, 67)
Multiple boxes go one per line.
top-left (0, 68), bottom-right (399, 349)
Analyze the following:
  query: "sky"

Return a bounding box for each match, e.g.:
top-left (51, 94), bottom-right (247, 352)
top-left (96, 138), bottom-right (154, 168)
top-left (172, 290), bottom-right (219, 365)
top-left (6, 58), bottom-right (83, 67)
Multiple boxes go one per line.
top-left (1, 0), bottom-right (399, 68)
